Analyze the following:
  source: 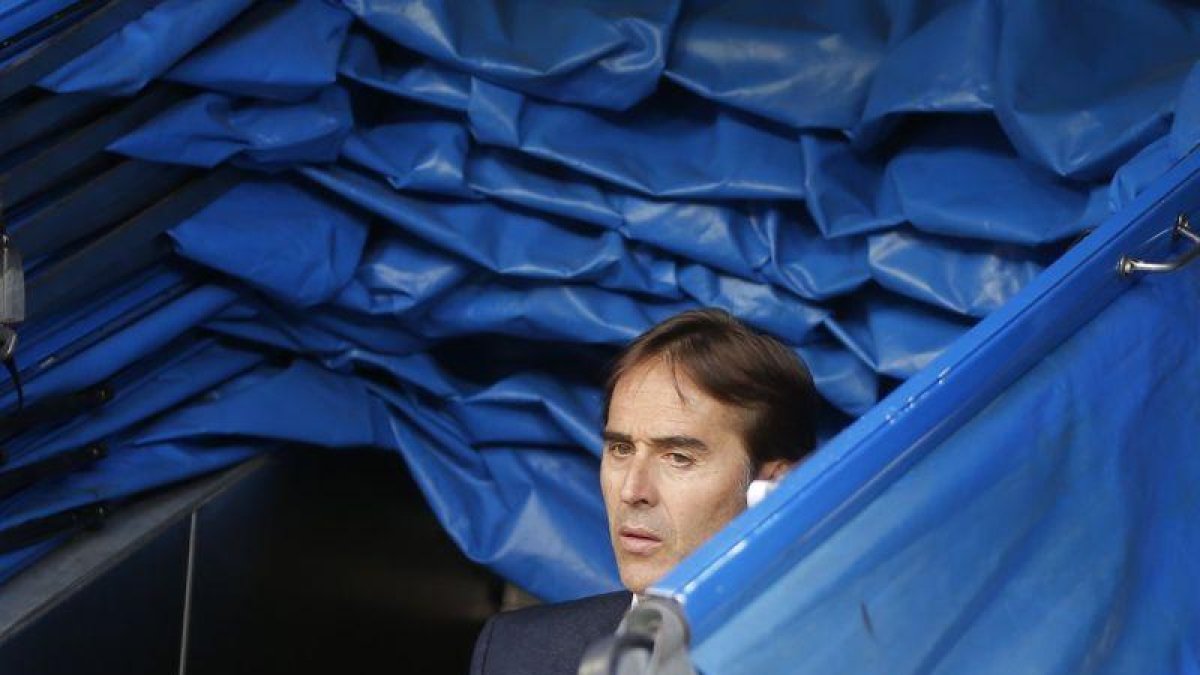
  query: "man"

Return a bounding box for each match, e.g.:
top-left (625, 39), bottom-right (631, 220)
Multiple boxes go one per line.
top-left (471, 308), bottom-right (819, 674)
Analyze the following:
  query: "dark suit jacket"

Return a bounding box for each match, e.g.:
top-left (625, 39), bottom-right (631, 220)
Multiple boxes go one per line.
top-left (470, 591), bottom-right (632, 675)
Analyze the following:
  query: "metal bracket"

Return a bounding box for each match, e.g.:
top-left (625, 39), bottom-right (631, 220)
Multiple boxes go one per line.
top-left (1118, 213), bottom-right (1200, 277)
top-left (0, 325), bottom-right (14, 362)
top-left (579, 596), bottom-right (697, 675)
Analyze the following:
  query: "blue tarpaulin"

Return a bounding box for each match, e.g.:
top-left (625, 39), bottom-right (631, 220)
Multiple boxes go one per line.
top-left (663, 150), bottom-right (1200, 674)
top-left (2, 1), bottom-right (1199, 670)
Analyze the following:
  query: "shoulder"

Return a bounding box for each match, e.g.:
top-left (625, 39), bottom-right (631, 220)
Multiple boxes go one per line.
top-left (472, 591), bottom-right (631, 675)
top-left (497, 590), bottom-right (632, 632)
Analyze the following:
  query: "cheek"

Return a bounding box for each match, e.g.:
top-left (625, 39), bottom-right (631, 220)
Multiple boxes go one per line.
top-left (598, 459), bottom-right (617, 498)
top-left (664, 475), bottom-right (747, 553)
top-left (599, 460), bottom-right (627, 524)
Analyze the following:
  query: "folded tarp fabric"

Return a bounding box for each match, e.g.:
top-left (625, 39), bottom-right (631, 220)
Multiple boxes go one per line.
top-left (1, 4), bottom-right (1199, 644)
top-left (669, 156), bottom-right (1200, 672)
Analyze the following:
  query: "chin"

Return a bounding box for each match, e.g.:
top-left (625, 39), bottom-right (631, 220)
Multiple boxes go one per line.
top-left (622, 579), bottom-right (649, 594)
top-left (619, 565), bottom-right (663, 595)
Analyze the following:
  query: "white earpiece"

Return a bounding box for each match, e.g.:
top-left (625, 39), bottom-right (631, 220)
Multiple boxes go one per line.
top-left (746, 479), bottom-right (778, 508)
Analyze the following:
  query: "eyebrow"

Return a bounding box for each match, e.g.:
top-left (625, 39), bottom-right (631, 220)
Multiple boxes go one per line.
top-left (602, 431), bottom-right (633, 444)
top-left (601, 431), bottom-right (709, 452)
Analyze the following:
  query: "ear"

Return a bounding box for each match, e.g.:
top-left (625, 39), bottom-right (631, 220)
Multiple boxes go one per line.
top-left (756, 459), bottom-right (791, 482)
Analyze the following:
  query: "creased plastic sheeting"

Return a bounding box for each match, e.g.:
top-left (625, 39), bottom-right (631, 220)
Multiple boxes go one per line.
top-left (1111, 63), bottom-right (1200, 213)
top-left (109, 87), bottom-right (353, 169)
top-left (800, 134), bottom-right (904, 239)
top-left (10, 0), bottom-right (1200, 603)
top-left (665, 0), bottom-right (927, 131)
top-left (467, 79), bottom-right (807, 200)
top-left (331, 235), bottom-right (468, 317)
top-left (166, 0), bottom-right (352, 102)
top-left (298, 166), bottom-right (828, 342)
top-left (338, 30), bottom-right (471, 112)
top-left (37, 0), bottom-right (1200, 190)
top-left (302, 165), bottom-right (686, 300)
top-left (690, 256), bottom-right (1200, 675)
top-left (0, 437), bottom-right (257, 531)
top-left (0, 300), bottom-right (253, 583)
top-left (661, 0), bottom-right (1200, 181)
top-left (464, 149), bottom-right (871, 301)
top-left (342, 116), bottom-right (475, 198)
top-left (822, 293), bottom-right (973, 381)
top-left (170, 178), bottom-right (370, 308)
top-left (2, 340), bottom-right (263, 470)
top-left (796, 340), bottom-right (876, 419)
top-left (37, 0), bottom-right (255, 96)
top-left (325, 114), bottom-right (867, 298)
top-left (852, 0), bottom-right (997, 146)
top-left (799, 124), bottom-right (1107, 246)
top-left (0, 347), bottom-right (266, 557)
top-left (1169, 63), bottom-right (1200, 160)
top-left (993, 2), bottom-right (1200, 180)
top-left (201, 302), bottom-right (607, 448)
top-left (882, 118), bottom-right (1109, 246)
top-left (340, 0), bottom-right (680, 111)
top-left (0, 282), bottom-right (238, 410)
top-left (11, 268), bottom-right (190, 380)
top-left (186, 298), bottom-right (878, 600)
top-left (381, 375), bottom-right (618, 601)
top-left (0, 0), bottom-right (74, 42)
top-left (867, 229), bottom-right (1049, 318)
top-left (0, 338), bottom-right (264, 582)
top-left (126, 322), bottom-right (622, 601)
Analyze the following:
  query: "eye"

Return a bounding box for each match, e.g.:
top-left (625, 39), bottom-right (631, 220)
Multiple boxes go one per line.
top-left (665, 452), bottom-right (695, 468)
top-left (607, 442), bottom-right (635, 458)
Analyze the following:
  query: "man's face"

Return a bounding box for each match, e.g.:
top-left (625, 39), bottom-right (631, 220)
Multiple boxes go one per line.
top-left (601, 358), bottom-right (753, 594)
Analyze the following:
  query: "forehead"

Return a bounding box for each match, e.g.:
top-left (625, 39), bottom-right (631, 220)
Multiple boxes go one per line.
top-left (607, 358), bottom-right (747, 440)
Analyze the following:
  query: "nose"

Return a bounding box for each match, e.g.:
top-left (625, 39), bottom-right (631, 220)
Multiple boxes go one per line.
top-left (619, 453), bottom-right (658, 507)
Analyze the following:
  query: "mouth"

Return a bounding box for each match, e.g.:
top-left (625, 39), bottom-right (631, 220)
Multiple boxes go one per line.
top-left (618, 526), bottom-right (663, 555)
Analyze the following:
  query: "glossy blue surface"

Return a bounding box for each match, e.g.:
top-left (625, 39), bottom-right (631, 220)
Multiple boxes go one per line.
top-left (0, 0), bottom-right (75, 43)
top-left (658, 149), bottom-right (1200, 673)
top-left (3, 4), bottom-right (1200, 638)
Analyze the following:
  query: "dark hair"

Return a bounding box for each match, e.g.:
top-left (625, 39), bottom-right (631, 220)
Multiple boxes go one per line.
top-left (603, 308), bottom-right (818, 469)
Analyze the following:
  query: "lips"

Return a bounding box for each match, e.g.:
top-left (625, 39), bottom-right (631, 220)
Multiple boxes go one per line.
top-left (618, 526), bottom-right (663, 555)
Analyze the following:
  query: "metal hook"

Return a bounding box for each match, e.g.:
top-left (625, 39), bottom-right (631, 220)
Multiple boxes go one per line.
top-left (1118, 213), bottom-right (1200, 277)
